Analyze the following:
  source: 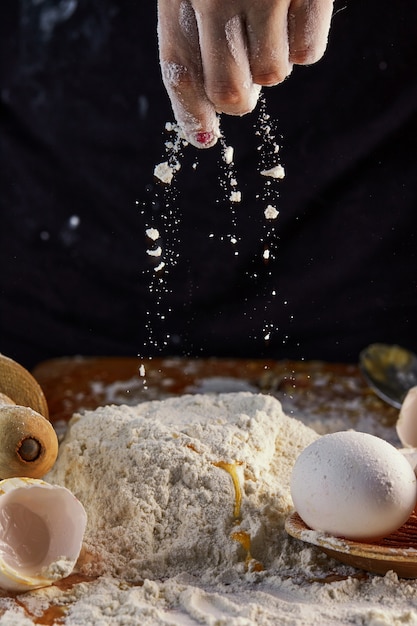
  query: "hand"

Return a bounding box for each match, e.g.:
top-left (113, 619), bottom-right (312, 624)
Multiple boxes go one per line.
top-left (157, 0), bottom-right (334, 148)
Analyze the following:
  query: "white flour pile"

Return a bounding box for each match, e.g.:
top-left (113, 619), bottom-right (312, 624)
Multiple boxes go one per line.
top-left (4, 392), bottom-right (417, 625)
top-left (47, 392), bottom-right (317, 582)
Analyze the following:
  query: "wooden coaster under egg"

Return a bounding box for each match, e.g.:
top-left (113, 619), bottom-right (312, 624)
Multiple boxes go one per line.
top-left (286, 511), bottom-right (417, 578)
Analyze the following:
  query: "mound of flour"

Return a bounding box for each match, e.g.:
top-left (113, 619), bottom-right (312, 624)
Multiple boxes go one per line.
top-left (47, 392), bottom-right (317, 582)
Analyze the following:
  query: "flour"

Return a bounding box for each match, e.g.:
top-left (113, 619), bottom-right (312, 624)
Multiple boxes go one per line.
top-left (179, 0), bottom-right (198, 44)
top-left (229, 190), bottom-right (242, 203)
top-left (260, 165), bottom-right (285, 180)
top-left (224, 16), bottom-right (243, 65)
top-left (264, 205), bottom-right (279, 220)
top-left (141, 123), bottom-right (188, 354)
top-left (223, 145), bottom-right (234, 165)
top-left (146, 228), bottom-right (160, 241)
top-left (146, 246), bottom-right (162, 258)
top-left (153, 261), bottom-right (166, 273)
top-left (154, 161), bottom-right (177, 184)
top-left (47, 393), bottom-right (317, 582)
top-left (40, 557), bottom-right (74, 580)
top-left (7, 568), bottom-right (417, 625)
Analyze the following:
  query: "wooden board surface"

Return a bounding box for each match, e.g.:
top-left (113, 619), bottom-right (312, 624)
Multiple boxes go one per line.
top-left (32, 357), bottom-right (398, 435)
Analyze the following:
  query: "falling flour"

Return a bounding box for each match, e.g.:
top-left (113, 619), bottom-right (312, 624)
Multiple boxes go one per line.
top-left (229, 190), bottom-right (242, 203)
top-left (260, 165), bottom-right (285, 180)
top-left (223, 145), bottom-right (234, 165)
top-left (145, 227), bottom-right (160, 241)
top-left (264, 205), bottom-right (279, 220)
top-left (154, 161), bottom-right (177, 185)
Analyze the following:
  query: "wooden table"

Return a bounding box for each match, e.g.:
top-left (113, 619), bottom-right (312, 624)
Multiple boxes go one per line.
top-left (32, 356), bottom-right (399, 441)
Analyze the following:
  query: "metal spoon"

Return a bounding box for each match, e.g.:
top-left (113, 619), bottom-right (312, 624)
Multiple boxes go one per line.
top-left (359, 343), bottom-right (417, 409)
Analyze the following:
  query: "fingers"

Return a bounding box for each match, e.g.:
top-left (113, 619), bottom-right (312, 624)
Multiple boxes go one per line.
top-left (194, 5), bottom-right (261, 116)
top-left (246, 0), bottom-right (334, 85)
top-left (246, 0), bottom-right (294, 87)
top-left (158, 0), bottom-right (262, 149)
top-left (288, 0), bottom-right (335, 65)
top-left (158, 0), bottom-right (220, 148)
top-left (157, 0), bottom-right (335, 149)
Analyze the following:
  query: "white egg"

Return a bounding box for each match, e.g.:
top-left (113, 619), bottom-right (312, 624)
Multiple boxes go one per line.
top-left (397, 386), bottom-right (417, 448)
top-left (291, 431), bottom-right (417, 541)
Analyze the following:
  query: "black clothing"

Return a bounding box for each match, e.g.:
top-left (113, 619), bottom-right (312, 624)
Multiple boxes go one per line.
top-left (1, 0), bottom-right (417, 368)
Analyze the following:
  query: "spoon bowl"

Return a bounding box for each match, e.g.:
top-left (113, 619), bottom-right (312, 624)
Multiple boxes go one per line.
top-left (359, 343), bottom-right (417, 409)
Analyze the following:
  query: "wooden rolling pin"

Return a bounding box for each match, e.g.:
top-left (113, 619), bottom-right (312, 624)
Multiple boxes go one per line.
top-left (0, 354), bottom-right (58, 478)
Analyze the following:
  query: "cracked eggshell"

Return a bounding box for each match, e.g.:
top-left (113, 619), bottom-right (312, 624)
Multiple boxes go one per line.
top-left (397, 386), bottom-right (417, 449)
top-left (0, 477), bottom-right (87, 592)
top-left (291, 431), bottom-right (417, 541)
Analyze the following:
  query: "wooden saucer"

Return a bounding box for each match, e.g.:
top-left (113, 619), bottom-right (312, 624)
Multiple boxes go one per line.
top-left (285, 511), bottom-right (417, 578)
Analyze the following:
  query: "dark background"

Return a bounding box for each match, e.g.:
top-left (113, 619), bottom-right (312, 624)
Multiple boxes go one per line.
top-left (1, 0), bottom-right (416, 368)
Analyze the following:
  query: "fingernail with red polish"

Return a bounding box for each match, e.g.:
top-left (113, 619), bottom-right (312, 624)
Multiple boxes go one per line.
top-left (195, 131), bottom-right (213, 145)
